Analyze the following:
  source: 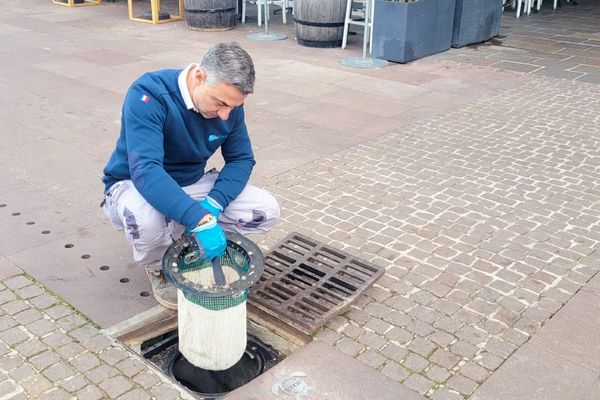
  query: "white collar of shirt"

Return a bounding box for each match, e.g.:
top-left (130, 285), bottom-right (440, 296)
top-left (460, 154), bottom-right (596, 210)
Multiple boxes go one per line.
top-left (178, 63), bottom-right (198, 112)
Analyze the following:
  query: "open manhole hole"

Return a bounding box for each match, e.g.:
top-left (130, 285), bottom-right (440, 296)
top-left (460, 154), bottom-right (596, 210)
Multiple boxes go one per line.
top-left (249, 232), bottom-right (385, 335)
top-left (141, 329), bottom-right (281, 399)
top-left (111, 232), bottom-right (314, 400)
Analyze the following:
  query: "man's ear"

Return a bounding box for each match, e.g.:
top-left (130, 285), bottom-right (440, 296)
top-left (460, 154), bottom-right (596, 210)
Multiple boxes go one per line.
top-left (195, 67), bottom-right (206, 84)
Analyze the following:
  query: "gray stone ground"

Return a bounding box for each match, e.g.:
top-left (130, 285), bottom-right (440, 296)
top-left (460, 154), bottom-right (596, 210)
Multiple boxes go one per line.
top-left (260, 76), bottom-right (600, 398)
top-left (0, 275), bottom-right (192, 400)
top-left (1, 0), bottom-right (599, 399)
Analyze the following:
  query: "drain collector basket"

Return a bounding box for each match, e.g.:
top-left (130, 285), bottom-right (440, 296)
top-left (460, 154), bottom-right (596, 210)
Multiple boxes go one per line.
top-left (163, 231), bottom-right (265, 371)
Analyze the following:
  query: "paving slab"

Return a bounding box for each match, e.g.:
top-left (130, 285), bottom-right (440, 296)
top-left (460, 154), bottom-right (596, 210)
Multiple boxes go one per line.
top-left (472, 342), bottom-right (600, 400)
top-left (472, 285), bottom-right (600, 400)
top-left (525, 289), bottom-right (600, 373)
top-left (225, 340), bottom-right (426, 400)
top-left (0, 185), bottom-right (99, 256)
top-left (0, 66), bottom-right (83, 93)
top-left (0, 256), bottom-right (23, 280)
top-left (582, 272), bottom-right (600, 297)
top-left (7, 223), bottom-right (154, 328)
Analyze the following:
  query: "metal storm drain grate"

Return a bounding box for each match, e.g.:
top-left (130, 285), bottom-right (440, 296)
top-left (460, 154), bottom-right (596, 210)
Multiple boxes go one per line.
top-left (248, 233), bottom-right (385, 335)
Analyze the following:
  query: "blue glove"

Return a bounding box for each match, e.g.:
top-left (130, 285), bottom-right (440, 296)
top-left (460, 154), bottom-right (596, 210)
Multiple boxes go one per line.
top-left (199, 196), bottom-right (223, 219)
top-left (190, 218), bottom-right (226, 261)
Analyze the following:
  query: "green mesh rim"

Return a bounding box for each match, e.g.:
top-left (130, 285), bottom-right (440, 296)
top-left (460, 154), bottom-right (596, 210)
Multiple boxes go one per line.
top-left (176, 245), bottom-right (250, 310)
top-left (162, 232), bottom-right (265, 299)
top-left (183, 289), bottom-right (248, 311)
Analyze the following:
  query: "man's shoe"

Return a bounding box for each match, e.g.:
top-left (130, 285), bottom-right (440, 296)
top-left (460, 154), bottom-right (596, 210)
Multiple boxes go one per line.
top-left (146, 269), bottom-right (178, 310)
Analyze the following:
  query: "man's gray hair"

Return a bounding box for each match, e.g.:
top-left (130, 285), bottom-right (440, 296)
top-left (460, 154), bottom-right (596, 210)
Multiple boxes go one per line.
top-left (200, 42), bottom-right (255, 95)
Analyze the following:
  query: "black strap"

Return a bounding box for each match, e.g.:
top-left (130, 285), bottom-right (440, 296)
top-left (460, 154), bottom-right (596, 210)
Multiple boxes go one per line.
top-left (297, 38), bottom-right (342, 48)
top-left (185, 7), bottom-right (236, 13)
top-left (293, 17), bottom-right (344, 27)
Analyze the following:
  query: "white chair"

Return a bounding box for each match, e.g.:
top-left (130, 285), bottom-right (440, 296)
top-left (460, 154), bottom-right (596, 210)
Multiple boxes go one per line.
top-left (512, 0), bottom-right (532, 18)
top-left (512, 0), bottom-right (567, 17)
top-left (342, 0), bottom-right (374, 53)
top-left (242, 0), bottom-right (289, 26)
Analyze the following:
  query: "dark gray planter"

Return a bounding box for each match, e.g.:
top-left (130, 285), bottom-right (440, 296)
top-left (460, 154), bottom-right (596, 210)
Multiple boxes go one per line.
top-left (451, 0), bottom-right (502, 48)
top-left (372, 0), bottom-right (457, 64)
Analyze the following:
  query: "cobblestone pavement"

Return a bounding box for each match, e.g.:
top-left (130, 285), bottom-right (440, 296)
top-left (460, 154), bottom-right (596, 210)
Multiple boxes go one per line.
top-left (0, 275), bottom-right (192, 400)
top-left (1, 0), bottom-right (600, 399)
top-left (255, 76), bottom-right (600, 398)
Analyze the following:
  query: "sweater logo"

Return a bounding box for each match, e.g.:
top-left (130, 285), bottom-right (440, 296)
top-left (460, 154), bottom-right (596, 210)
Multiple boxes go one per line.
top-left (140, 94), bottom-right (150, 103)
top-left (208, 134), bottom-right (224, 142)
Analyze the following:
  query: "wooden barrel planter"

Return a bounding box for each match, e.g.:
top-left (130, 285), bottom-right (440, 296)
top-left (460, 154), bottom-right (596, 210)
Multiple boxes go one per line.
top-left (294, 0), bottom-right (347, 48)
top-left (184, 0), bottom-right (236, 31)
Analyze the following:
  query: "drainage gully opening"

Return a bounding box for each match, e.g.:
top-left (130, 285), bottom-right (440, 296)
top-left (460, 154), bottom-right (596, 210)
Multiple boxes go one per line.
top-left (141, 329), bottom-right (281, 399)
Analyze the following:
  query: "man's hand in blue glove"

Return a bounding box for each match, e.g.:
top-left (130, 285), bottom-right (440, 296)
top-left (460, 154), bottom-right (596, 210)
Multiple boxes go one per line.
top-left (199, 196), bottom-right (223, 219)
top-left (190, 217), bottom-right (226, 261)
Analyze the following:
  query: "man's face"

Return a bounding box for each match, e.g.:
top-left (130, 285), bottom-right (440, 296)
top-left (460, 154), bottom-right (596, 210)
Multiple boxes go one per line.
top-left (191, 74), bottom-right (247, 121)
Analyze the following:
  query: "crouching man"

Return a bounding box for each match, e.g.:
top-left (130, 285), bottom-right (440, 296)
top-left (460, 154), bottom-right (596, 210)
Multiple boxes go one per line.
top-left (101, 42), bottom-right (280, 309)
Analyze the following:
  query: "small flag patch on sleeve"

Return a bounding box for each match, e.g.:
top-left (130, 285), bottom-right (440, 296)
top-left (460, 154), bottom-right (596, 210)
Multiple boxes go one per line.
top-left (140, 94), bottom-right (150, 103)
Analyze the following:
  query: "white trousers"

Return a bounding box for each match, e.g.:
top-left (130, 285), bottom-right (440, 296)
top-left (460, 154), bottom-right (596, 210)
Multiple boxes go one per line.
top-left (101, 171), bottom-right (280, 270)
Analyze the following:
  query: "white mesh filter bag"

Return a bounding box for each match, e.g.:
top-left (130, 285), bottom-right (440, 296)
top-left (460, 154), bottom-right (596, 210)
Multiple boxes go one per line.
top-left (178, 266), bottom-right (247, 370)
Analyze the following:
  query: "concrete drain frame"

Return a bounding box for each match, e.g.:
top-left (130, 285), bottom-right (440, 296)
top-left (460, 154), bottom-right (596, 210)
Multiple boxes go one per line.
top-left (107, 307), bottom-right (310, 400)
top-left (140, 329), bottom-right (282, 399)
top-left (105, 235), bottom-right (312, 399)
top-left (105, 232), bottom-right (383, 398)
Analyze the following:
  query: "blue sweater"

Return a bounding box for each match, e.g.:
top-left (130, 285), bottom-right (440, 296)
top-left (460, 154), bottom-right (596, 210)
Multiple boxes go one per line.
top-left (102, 69), bottom-right (255, 230)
